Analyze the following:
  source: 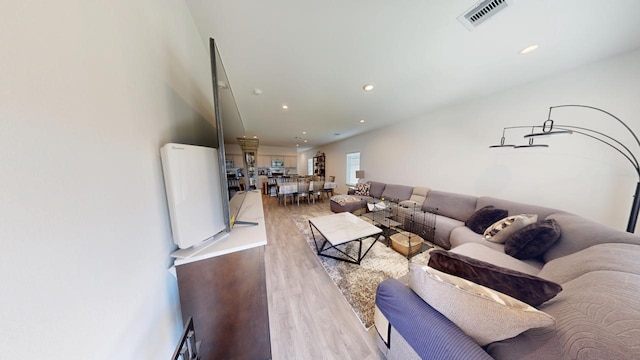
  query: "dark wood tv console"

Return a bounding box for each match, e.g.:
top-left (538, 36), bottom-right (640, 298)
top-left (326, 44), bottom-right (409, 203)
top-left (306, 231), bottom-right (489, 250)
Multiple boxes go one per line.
top-left (172, 191), bottom-right (271, 359)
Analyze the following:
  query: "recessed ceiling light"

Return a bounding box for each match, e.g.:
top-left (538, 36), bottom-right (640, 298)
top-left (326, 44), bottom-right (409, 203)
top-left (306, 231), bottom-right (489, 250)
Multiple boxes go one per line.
top-left (296, 144), bottom-right (299, 147)
top-left (519, 44), bottom-right (539, 54)
top-left (359, 119), bottom-right (365, 123)
top-left (304, 140), bottom-right (308, 143)
top-left (252, 88), bottom-right (262, 96)
top-left (363, 84), bottom-right (374, 91)
top-left (253, 135), bottom-right (258, 139)
top-left (302, 131), bottom-right (307, 135)
top-left (282, 105), bottom-right (289, 109)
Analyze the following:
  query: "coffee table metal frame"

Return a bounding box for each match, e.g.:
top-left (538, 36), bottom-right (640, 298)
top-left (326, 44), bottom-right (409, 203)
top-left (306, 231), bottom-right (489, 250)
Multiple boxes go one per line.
top-left (309, 212), bottom-right (383, 265)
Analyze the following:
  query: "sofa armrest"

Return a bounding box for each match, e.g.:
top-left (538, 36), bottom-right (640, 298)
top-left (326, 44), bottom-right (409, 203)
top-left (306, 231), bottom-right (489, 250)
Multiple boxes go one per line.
top-left (375, 278), bottom-right (493, 360)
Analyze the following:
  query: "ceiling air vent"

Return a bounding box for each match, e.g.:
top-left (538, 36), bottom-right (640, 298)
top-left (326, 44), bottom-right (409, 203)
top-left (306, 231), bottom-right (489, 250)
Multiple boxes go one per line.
top-left (457, 0), bottom-right (514, 31)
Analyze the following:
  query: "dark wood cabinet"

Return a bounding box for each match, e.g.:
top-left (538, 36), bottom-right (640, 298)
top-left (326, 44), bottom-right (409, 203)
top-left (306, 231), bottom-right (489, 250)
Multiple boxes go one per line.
top-left (175, 246), bottom-right (271, 359)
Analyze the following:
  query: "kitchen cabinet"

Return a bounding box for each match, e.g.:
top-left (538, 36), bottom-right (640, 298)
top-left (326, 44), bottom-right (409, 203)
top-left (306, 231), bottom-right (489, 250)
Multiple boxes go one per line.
top-left (226, 154), bottom-right (244, 168)
top-left (257, 155), bottom-right (271, 168)
top-left (284, 155), bottom-right (297, 168)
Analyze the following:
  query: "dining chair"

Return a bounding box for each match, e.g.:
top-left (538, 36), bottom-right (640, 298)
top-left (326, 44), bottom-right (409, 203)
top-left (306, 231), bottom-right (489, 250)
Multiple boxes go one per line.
top-left (309, 181), bottom-right (325, 204)
top-left (267, 177), bottom-right (278, 197)
top-left (228, 178), bottom-right (241, 197)
top-left (295, 178), bottom-right (310, 206)
top-left (323, 176), bottom-right (335, 199)
top-left (276, 178), bottom-right (289, 206)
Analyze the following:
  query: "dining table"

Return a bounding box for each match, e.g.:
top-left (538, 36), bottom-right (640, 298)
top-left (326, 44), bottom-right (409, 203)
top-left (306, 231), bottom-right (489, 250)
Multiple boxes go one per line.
top-left (277, 181), bottom-right (338, 205)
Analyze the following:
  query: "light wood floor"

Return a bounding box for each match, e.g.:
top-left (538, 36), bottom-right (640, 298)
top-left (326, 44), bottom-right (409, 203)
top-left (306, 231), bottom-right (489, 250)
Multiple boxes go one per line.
top-left (262, 194), bottom-right (383, 360)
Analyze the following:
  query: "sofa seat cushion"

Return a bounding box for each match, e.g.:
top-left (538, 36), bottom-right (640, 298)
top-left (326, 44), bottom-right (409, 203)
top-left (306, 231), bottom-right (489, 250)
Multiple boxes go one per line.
top-left (538, 242), bottom-right (640, 284)
top-left (450, 243), bottom-right (542, 275)
top-left (428, 250), bottom-right (562, 306)
top-left (486, 270), bottom-right (640, 360)
top-left (423, 190), bottom-right (478, 222)
top-left (409, 264), bottom-right (555, 346)
top-left (430, 215), bottom-right (465, 249)
top-left (450, 226), bottom-right (505, 250)
top-left (543, 213), bottom-right (640, 262)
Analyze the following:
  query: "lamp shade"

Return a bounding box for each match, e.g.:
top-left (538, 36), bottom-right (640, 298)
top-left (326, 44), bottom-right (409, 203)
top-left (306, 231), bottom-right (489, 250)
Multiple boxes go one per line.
top-left (355, 170), bottom-right (365, 178)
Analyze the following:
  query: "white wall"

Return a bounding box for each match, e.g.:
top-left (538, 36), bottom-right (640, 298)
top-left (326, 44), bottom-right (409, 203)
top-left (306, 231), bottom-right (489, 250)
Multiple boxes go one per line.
top-left (1, 1), bottom-right (216, 358)
top-left (306, 48), bottom-right (640, 232)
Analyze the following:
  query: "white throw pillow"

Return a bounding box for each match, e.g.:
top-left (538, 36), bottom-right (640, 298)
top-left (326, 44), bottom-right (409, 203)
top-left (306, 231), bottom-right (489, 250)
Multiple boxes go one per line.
top-left (483, 214), bottom-right (538, 244)
top-left (408, 264), bottom-right (555, 346)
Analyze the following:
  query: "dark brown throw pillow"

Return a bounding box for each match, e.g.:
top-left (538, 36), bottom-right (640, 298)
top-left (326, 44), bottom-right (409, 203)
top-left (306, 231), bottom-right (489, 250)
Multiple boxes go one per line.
top-left (428, 250), bottom-right (562, 307)
top-left (465, 206), bottom-right (508, 234)
top-left (505, 219), bottom-right (561, 259)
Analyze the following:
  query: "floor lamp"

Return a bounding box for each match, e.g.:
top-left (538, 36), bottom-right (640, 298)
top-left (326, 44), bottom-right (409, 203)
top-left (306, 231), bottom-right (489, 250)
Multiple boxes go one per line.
top-left (490, 104), bottom-right (640, 233)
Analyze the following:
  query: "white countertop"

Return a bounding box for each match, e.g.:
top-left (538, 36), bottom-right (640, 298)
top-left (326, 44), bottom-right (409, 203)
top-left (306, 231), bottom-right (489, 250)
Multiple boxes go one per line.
top-left (172, 190), bottom-right (267, 266)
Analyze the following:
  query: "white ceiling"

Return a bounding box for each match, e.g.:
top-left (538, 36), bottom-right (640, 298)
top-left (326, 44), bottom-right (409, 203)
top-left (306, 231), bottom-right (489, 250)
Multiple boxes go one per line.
top-left (185, 0), bottom-right (640, 150)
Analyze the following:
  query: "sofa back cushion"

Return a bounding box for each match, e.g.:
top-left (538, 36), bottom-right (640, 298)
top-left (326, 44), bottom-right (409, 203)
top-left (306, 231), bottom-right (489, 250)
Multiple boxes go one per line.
top-left (476, 196), bottom-right (561, 220)
top-left (409, 186), bottom-right (430, 204)
top-left (537, 243), bottom-right (640, 284)
top-left (368, 181), bottom-right (386, 199)
top-left (381, 184), bottom-right (414, 202)
top-left (423, 191), bottom-right (478, 222)
top-left (543, 213), bottom-right (640, 262)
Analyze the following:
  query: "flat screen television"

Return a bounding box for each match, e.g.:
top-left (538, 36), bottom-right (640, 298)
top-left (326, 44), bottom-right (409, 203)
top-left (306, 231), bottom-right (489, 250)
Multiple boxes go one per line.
top-left (210, 38), bottom-right (260, 231)
top-left (228, 190), bottom-right (258, 227)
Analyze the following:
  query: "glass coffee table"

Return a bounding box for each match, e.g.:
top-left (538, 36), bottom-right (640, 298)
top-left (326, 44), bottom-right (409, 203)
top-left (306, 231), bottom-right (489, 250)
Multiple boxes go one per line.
top-left (360, 201), bottom-right (401, 246)
top-left (309, 212), bottom-right (383, 265)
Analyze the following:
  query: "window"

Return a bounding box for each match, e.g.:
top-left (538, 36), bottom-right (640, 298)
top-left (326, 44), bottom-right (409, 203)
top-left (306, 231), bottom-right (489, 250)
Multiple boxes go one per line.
top-left (308, 158), bottom-right (313, 176)
top-left (346, 152), bottom-right (360, 186)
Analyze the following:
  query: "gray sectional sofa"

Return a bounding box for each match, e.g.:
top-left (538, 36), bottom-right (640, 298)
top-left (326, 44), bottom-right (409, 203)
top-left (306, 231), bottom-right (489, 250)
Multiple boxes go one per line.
top-left (331, 181), bottom-right (640, 359)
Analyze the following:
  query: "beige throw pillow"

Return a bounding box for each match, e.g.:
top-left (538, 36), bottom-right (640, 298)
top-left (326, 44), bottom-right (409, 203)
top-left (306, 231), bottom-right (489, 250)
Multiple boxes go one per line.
top-left (409, 264), bottom-right (555, 346)
top-left (483, 214), bottom-right (538, 244)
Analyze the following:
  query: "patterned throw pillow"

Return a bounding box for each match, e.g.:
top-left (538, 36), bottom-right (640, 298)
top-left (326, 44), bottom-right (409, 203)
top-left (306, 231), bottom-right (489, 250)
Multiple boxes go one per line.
top-left (354, 182), bottom-right (370, 196)
top-left (483, 214), bottom-right (538, 244)
top-left (409, 264), bottom-right (556, 346)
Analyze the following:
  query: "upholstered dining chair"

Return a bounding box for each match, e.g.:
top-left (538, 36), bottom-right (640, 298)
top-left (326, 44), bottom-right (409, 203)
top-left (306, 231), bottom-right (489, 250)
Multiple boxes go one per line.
top-left (266, 177), bottom-right (278, 197)
top-left (309, 181), bottom-right (325, 203)
top-left (295, 178), bottom-right (310, 206)
top-left (323, 176), bottom-right (336, 199)
top-left (276, 178), bottom-right (289, 206)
